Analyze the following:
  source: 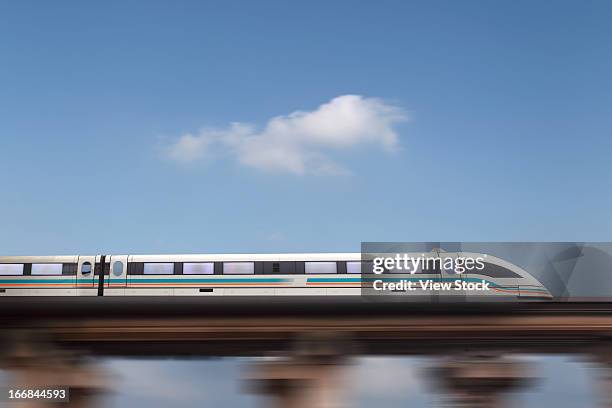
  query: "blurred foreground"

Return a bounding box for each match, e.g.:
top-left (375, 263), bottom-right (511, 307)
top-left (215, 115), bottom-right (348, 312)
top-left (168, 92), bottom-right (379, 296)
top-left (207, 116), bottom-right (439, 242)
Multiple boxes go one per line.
top-left (0, 342), bottom-right (608, 407)
top-left (4, 300), bottom-right (612, 407)
top-left (3, 300), bottom-right (612, 407)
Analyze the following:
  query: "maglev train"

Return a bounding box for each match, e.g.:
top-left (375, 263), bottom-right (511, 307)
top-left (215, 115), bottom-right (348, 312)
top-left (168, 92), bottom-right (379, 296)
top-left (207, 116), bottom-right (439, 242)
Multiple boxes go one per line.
top-left (0, 252), bottom-right (552, 299)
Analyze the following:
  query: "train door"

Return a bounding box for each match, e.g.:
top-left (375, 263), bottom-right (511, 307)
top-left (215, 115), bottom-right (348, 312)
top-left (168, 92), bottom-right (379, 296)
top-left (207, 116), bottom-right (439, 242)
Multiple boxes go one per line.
top-left (77, 255), bottom-right (97, 296)
top-left (106, 255), bottom-right (128, 291)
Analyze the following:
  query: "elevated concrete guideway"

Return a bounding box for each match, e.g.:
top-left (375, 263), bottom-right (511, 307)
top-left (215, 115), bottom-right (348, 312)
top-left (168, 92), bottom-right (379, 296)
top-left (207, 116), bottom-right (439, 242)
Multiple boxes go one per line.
top-left (2, 298), bottom-right (612, 356)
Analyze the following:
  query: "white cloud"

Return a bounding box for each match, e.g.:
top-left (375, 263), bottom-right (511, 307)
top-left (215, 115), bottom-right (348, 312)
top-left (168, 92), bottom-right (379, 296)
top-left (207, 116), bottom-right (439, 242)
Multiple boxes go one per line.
top-left (165, 129), bottom-right (220, 164)
top-left (164, 95), bottom-right (408, 175)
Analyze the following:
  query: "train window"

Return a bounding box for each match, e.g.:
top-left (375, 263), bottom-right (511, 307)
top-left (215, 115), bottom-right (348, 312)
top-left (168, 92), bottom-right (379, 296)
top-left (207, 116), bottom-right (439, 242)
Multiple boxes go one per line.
top-left (183, 262), bottom-right (214, 275)
top-left (174, 263), bottom-right (183, 274)
top-left (112, 261), bottom-right (123, 276)
top-left (305, 262), bottom-right (337, 274)
top-left (128, 262), bottom-right (144, 275)
top-left (143, 263), bottom-right (174, 275)
top-left (263, 262), bottom-right (295, 274)
top-left (473, 263), bottom-right (521, 278)
top-left (0, 264), bottom-right (24, 275)
top-left (31, 263), bottom-right (63, 275)
top-left (62, 263), bottom-right (77, 275)
top-left (82, 262), bottom-right (92, 275)
top-left (347, 262), bottom-right (361, 274)
top-left (223, 262), bottom-right (255, 275)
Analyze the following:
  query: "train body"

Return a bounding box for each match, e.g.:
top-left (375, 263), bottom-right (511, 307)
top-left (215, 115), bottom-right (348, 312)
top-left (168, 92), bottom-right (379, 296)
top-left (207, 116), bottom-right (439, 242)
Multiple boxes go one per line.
top-left (0, 253), bottom-right (551, 299)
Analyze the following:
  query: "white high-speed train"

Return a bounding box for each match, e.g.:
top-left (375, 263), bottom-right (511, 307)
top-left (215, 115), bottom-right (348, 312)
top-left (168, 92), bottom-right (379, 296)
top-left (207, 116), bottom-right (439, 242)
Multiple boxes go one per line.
top-left (0, 253), bottom-right (551, 299)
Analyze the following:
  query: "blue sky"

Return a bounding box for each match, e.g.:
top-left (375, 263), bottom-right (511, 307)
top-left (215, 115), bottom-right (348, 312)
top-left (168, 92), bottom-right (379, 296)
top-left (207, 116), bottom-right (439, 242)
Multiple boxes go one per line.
top-left (1, 0), bottom-right (611, 255)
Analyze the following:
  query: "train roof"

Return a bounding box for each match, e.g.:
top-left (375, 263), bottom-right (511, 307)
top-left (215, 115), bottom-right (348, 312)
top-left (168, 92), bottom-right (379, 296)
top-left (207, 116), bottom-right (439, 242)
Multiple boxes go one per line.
top-left (0, 253), bottom-right (362, 263)
top-left (128, 253), bottom-right (362, 262)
